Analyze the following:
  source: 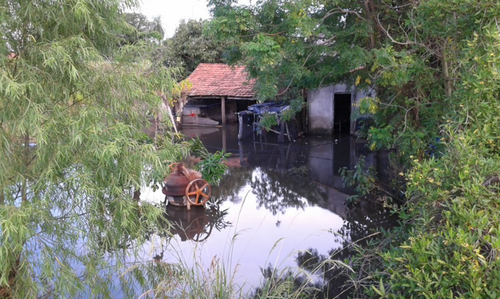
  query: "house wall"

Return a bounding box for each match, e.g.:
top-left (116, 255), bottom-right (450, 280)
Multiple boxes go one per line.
top-left (307, 84), bottom-right (373, 135)
top-left (308, 85), bottom-right (335, 135)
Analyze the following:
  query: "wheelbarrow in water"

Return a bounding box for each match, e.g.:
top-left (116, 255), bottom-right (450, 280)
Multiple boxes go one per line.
top-left (162, 163), bottom-right (212, 210)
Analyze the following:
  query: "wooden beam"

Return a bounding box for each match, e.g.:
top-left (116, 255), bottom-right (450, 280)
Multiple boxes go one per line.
top-left (222, 127), bottom-right (227, 151)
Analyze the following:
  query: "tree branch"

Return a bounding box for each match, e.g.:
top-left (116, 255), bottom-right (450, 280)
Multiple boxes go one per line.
top-left (375, 13), bottom-right (425, 48)
top-left (322, 8), bottom-right (367, 22)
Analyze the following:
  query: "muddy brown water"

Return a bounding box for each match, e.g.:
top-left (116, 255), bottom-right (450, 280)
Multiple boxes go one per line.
top-left (139, 124), bottom-right (397, 297)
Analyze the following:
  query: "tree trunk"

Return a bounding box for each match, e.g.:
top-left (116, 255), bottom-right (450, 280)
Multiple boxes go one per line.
top-left (442, 44), bottom-right (453, 97)
top-left (133, 188), bottom-right (141, 201)
top-left (0, 252), bottom-right (21, 298)
top-left (362, 0), bottom-right (376, 49)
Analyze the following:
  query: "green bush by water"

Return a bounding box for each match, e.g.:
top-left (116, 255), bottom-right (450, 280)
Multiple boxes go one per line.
top-left (354, 25), bottom-right (500, 298)
top-left (188, 138), bottom-right (231, 186)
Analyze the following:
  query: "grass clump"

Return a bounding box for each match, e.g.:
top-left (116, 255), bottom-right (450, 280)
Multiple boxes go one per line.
top-left (122, 244), bottom-right (353, 299)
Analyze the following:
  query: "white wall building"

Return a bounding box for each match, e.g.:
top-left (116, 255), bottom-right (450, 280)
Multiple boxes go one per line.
top-left (307, 84), bottom-right (374, 135)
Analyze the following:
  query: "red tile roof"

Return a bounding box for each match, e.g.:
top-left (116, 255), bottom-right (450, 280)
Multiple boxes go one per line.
top-left (186, 63), bottom-right (255, 98)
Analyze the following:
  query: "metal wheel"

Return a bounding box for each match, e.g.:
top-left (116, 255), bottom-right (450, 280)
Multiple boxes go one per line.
top-left (185, 179), bottom-right (211, 206)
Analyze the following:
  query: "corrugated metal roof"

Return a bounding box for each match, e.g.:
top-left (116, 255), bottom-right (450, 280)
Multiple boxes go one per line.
top-left (187, 63), bottom-right (255, 98)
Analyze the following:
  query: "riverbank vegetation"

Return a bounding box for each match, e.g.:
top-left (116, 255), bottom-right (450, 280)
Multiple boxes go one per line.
top-left (357, 24), bottom-right (500, 298)
top-left (3, 0), bottom-right (500, 297)
top-left (207, 0), bottom-right (500, 297)
top-left (0, 0), bottom-right (191, 297)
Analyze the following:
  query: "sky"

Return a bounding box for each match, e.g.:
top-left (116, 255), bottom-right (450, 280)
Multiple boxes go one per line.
top-left (136, 0), bottom-right (251, 38)
top-left (137, 0), bottom-right (211, 38)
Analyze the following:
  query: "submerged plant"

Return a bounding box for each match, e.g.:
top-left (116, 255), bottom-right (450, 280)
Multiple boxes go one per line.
top-left (188, 138), bottom-right (231, 185)
top-left (340, 156), bottom-right (400, 206)
top-left (339, 156), bottom-right (377, 204)
top-left (195, 150), bottom-right (231, 186)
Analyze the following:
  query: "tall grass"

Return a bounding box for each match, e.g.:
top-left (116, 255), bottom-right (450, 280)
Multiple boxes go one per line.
top-left (127, 241), bottom-right (354, 299)
top-left (120, 191), bottom-right (357, 299)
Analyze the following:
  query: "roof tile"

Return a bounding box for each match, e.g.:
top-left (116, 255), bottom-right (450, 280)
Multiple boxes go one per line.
top-left (187, 63), bottom-right (255, 98)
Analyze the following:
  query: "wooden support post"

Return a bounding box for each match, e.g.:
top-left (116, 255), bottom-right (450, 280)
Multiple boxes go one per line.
top-left (222, 126), bottom-right (227, 151)
top-left (221, 96), bottom-right (226, 125)
top-left (278, 122), bottom-right (285, 143)
top-left (238, 113), bottom-right (243, 140)
top-left (238, 141), bottom-right (244, 165)
top-left (285, 123), bottom-right (291, 142)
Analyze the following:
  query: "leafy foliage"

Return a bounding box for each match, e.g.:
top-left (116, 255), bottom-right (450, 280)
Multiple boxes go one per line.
top-left (372, 20), bottom-right (500, 297)
top-left (206, 0), bottom-right (451, 157)
top-left (206, 0), bottom-right (375, 100)
top-left (339, 156), bottom-right (376, 204)
top-left (207, 0), bottom-right (500, 298)
top-left (123, 13), bottom-right (165, 44)
top-left (189, 138), bottom-right (230, 185)
top-left (349, 2), bottom-right (500, 298)
top-left (163, 19), bottom-right (234, 79)
top-left (0, 0), bottom-right (190, 297)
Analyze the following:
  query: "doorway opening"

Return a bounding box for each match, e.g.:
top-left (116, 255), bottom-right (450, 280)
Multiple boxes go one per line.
top-left (333, 93), bottom-right (351, 134)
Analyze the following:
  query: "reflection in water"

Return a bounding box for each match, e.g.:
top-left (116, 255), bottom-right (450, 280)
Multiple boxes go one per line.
top-left (163, 205), bottom-right (231, 242)
top-left (139, 124), bottom-right (396, 297)
top-left (250, 169), bottom-right (309, 216)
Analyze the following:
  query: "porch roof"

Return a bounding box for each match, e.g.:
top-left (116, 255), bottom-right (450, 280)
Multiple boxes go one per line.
top-left (186, 63), bottom-right (255, 99)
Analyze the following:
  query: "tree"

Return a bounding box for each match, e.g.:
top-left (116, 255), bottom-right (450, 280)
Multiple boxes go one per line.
top-left (164, 19), bottom-right (233, 79)
top-left (0, 0), bottom-right (188, 297)
top-left (123, 13), bottom-right (165, 44)
top-left (206, 0), bottom-right (445, 157)
top-left (206, 0), bottom-right (372, 99)
top-left (209, 0), bottom-right (500, 297)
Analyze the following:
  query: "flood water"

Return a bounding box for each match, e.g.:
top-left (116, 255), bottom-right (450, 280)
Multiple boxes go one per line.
top-left (139, 124), bottom-right (396, 297)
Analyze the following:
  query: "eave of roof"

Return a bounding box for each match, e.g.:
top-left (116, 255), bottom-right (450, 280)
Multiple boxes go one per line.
top-left (186, 63), bottom-right (256, 98)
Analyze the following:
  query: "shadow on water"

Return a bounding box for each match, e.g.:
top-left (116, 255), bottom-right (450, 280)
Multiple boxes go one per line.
top-left (155, 124), bottom-right (397, 298)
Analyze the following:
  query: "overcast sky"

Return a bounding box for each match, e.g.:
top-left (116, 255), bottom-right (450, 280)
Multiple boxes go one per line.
top-left (136, 0), bottom-right (210, 38)
top-left (136, 0), bottom-right (251, 38)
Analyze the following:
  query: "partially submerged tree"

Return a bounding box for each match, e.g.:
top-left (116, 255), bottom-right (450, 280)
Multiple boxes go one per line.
top-left (205, 0), bottom-right (453, 157)
top-left (0, 0), bottom-right (188, 297)
top-left (208, 0), bottom-right (500, 297)
top-left (207, 0), bottom-right (369, 100)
